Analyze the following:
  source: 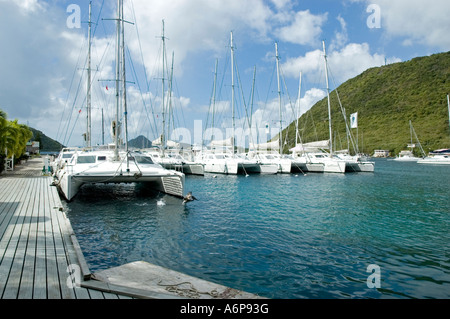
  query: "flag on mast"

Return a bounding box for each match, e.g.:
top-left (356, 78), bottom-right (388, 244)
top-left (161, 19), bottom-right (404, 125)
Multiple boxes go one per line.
top-left (350, 112), bottom-right (358, 128)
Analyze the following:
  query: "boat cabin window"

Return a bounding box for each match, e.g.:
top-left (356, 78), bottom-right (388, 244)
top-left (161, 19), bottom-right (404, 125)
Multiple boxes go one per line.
top-left (62, 153), bottom-right (73, 159)
top-left (97, 156), bottom-right (106, 161)
top-left (133, 156), bottom-right (154, 164)
top-left (215, 155), bottom-right (225, 159)
top-left (77, 155), bottom-right (96, 164)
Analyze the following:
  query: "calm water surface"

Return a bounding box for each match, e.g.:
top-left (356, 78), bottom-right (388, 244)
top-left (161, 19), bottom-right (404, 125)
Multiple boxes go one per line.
top-left (64, 159), bottom-right (450, 299)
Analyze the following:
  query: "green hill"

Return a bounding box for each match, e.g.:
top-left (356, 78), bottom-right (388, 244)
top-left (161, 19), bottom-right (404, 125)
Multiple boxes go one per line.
top-left (282, 51), bottom-right (450, 156)
top-left (29, 127), bottom-right (64, 152)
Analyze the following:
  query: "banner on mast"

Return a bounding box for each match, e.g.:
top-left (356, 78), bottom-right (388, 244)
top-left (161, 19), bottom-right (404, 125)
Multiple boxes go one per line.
top-left (350, 112), bottom-right (358, 129)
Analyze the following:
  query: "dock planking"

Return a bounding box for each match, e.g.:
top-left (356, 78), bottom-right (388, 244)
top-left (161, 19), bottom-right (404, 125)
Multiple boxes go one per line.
top-left (0, 157), bottom-right (129, 299)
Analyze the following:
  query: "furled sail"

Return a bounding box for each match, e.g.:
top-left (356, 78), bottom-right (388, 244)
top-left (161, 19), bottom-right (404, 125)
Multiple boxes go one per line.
top-left (152, 135), bottom-right (180, 148)
top-left (249, 139), bottom-right (280, 151)
top-left (289, 140), bottom-right (330, 152)
top-left (209, 136), bottom-right (234, 148)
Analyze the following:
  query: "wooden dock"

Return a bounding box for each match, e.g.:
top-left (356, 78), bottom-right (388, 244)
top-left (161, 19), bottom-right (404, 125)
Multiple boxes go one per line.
top-left (0, 157), bottom-right (263, 300)
top-left (0, 157), bottom-right (132, 299)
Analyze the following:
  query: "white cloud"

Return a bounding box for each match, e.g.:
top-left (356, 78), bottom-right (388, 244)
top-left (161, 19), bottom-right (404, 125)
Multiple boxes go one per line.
top-left (127, 0), bottom-right (275, 78)
top-left (4, 0), bottom-right (43, 12)
top-left (276, 10), bottom-right (328, 46)
top-left (352, 0), bottom-right (450, 50)
top-left (281, 42), bottom-right (401, 85)
top-left (270, 0), bottom-right (292, 10)
top-left (0, 1), bottom-right (84, 141)
top-left (327, 43), bottom-right (399, 83)
top-left (298, 88), bottom-right (327, 116)
top-left (331, 15), bottom-right (348, 51)
top-left (281, 49), bottom-right (323, 79)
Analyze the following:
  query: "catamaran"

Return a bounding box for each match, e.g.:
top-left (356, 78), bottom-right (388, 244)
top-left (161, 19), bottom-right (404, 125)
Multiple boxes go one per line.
top-left (53, 0), bottom-right (185, 201)
top-left (290, 41), bottom-right (348, 173)
top-left (417, 95), bottom-right (450, 165)
top-left (199, 137), bottom-right (263, 175)
top-left (248, 140), bottom-right (291, 174)
top-left (143, 21), bottom-right (204, 176)
top-left (248, 43), bottom-right (293, 174)
top-left (144, 145), bottom-right (204, 176)
top-left (199, 32), bottom-right (262, 175)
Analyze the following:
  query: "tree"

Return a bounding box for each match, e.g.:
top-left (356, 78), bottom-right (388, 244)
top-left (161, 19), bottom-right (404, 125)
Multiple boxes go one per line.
top-left (0, 109), bottom-right (33, 172)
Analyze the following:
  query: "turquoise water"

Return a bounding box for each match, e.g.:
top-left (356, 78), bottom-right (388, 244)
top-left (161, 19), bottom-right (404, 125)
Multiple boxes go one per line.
top-left (64, 159), bottom-right (450, 299)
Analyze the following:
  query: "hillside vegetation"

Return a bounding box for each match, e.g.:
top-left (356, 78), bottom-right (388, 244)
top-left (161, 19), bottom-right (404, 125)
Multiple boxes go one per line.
top-left (0, 109), bottom-right (33, 173)
top-left (282, 51), bottom-right (450, 156)
top-left (29, 127), bottom-right (64, 152)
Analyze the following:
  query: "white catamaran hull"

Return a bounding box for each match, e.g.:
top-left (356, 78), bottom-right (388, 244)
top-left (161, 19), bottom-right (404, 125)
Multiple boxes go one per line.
top-left (277, 160), bottom-right (292, 174)
top-left (296, 153), bottom-right (347, 173)
top-left (181, 163), bottom-right (205, 175)
top-left (345, 161), bottom-right (375, 172)
top-left (58, 172), bottom-right (184, 201)
top-left (203, 160), bottom-right (239, 175)
top-left (54, 152), bottom-right (185, 201)
top-left (258, 163), bottom-right (278, 174)
top-left (305, 160), bottom-right (346, 173)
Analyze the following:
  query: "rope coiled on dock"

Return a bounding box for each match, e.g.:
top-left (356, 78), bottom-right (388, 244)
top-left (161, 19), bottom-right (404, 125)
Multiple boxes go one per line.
top-left (157, 280), bottom-right (220, 299)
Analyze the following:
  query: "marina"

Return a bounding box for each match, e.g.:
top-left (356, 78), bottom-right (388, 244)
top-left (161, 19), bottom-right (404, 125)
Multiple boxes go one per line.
top-left (1, 151), bottom-right (449, 299)
top-left (0, 0), bottom-right (449, 304)
top-left (64, 156), bottom-right (449, 299)
top-left (0, 157), bottom-right (261, 299)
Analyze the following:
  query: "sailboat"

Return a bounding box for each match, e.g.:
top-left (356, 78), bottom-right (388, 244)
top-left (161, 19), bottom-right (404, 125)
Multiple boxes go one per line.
top-left (292, 41), bottom-right (346, 173)
top-left (145, 139), bottom-right (204, 176)
top-left (417, 148), bottom-right (450, 164)
top-left (393, 120), bottom-right (425, 162)
top-left (199, 137), bottom-right (241, 174)
top-left (142, 21), bottom-right (204, 176)
top-left (248, 42), bottom-right (292, 173)
top-left (200, 32), bottom-right (261, 175)
top-left (418, 95), bottom-right (450, 165)
top-left (53, 0), bottom-right (185, 201)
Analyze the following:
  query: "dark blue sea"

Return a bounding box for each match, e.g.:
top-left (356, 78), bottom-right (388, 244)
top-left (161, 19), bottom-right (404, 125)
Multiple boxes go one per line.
top-left (64, 159), bottom-right (450, 299)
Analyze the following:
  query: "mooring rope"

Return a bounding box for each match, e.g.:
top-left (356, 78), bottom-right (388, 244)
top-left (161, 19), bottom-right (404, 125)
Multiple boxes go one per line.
top-left (157, 280), bottom-right (220, 299)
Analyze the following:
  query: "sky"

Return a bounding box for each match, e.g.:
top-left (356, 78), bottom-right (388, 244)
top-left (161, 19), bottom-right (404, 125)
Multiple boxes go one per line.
top-left (1, 0), bottom-right (449, 148)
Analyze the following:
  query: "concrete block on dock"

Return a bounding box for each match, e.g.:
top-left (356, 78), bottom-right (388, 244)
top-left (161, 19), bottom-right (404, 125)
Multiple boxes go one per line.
top-left (91, 261), bottom-right (264, 299)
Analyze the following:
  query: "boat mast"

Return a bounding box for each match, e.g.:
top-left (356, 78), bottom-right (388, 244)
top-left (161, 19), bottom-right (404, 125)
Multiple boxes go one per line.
top-left (113, 0), bottom-right (122, 160)
top-left (161, 20), bottom-right (167, 157)
top-left (249, 66), bottom-right (256, 144)
top-left (447, 94), bottom-right (450, 138)
top-left (275, 42), bottom-right (283, 153)
top-left (121, 0), bottom-right (128, 154)
top-left (409, 120), bottom-right (413, 150)
top-left (211, 59), bottom-right (218, 137)
top-left (86, 1), bottom-right (92, 148)
top-left (296, 71), bottom-right (302, 147)
top-left (167, 51), bottom-right (175, 140)
top-left (230, 31), bottom-right (235, 154)
top-left (322, 41), bottom-right (333, 157)
top-left (102, 108), bottom-right (104, 145)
